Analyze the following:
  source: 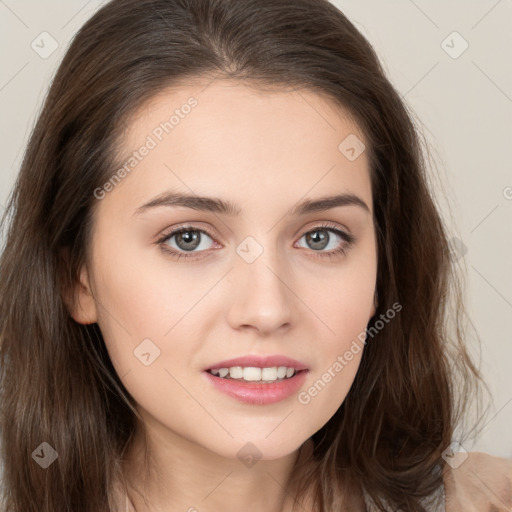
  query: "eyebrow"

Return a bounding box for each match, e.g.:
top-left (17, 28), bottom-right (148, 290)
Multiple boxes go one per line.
top-left (133, 191), bottom-right (371, 217)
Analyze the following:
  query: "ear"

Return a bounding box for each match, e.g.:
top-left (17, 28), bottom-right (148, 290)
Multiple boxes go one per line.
top-left (59, 247), bottom-right (98, 325)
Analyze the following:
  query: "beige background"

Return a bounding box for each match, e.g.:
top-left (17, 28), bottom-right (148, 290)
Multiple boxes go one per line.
top-left (0, 1), bottom-right (511, 458)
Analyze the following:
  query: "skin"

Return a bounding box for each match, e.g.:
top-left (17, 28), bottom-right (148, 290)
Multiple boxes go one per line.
top-left (69, 78), bottom-right (378, 511)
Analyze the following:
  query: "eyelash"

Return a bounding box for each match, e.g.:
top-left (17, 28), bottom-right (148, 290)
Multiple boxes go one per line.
top-left (156, 222), bottom-right (356, 261)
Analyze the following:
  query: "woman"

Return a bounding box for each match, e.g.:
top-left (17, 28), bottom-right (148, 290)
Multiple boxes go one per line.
top-left (0, 0), bottom-right (510, 511)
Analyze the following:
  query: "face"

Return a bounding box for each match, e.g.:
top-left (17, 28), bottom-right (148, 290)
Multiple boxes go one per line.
top-left (70, 78), bottom-right (377, 462)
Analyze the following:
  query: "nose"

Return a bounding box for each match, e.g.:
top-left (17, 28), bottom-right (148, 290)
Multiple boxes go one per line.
top-left (226, 245), bottom-right (295, 335)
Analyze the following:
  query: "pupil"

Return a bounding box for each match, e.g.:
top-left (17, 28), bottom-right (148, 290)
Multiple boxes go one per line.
top-left (307, 230), bottom-right (328, 250)
top-left (178, 230), bottom-right (200, 251)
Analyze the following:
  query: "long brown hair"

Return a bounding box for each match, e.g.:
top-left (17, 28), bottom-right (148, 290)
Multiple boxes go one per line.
top-left (0, 0), bottom-right (488, 510)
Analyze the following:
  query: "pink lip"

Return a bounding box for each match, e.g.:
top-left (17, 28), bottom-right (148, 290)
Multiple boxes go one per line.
top-left (203, 369), bottom-right (309, 405)
top-left (204, 354), bottom-right (309, 371)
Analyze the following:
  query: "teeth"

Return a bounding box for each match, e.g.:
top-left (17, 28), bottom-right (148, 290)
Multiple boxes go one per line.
top-left (244, 367), bottom-right (262, 381)
top-left (230, 366), bottom-right (244, 379)
top-left (209, 366), bottom-right (298, 382)
top-left (261, 367), bottom-right (276, 380)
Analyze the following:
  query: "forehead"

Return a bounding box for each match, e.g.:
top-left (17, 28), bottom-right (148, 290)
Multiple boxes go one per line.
top-left (121, 78), bottom-right (365, 151)
top-left (105, 78), bottom-right (372, 218)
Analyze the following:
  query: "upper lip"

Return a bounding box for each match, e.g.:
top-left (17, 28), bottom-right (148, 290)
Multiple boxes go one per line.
top-left (204, 355), bottom-right (309, 371)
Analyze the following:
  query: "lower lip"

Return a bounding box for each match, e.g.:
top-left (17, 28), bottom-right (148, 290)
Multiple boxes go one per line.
top-left (203, 370), bottom-right (309, 405)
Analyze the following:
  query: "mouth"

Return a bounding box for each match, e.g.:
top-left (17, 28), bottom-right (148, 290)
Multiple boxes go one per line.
top-left (206, 366), bottom-right (305, 383)
top-left (203, 366), bottom-right (309, 405)
top-left (202, 355), bottom-right (309, 404)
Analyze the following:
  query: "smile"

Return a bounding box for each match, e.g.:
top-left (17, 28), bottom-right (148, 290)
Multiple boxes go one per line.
top-left (203, 368), bottom-right (309, 405)
top-left (208, 365), bottom-right (298, 382)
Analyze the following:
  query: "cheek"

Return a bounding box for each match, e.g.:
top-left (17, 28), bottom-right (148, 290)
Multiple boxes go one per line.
top-left (296, 275), bottom-right (370, 425)
top-left (91, 237), bottom-right (218, 378)
top-left (304, 257), bottom-right (376, 345)
top-left (296, 255), bottom-right (375, 414)
top-left (91, 251), bottom-right (204, 427)
top-left (93, 229), bottom-right (180, 331)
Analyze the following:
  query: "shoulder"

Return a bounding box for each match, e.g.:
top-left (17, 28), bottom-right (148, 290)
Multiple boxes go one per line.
top-left (443, 451), bottom-right (512, 511)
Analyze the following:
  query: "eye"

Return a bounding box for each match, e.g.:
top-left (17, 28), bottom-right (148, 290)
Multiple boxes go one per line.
top-left (295, 223), bottom-right (356, 259)
top-left (157, 225), bottom-right (218, 261)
